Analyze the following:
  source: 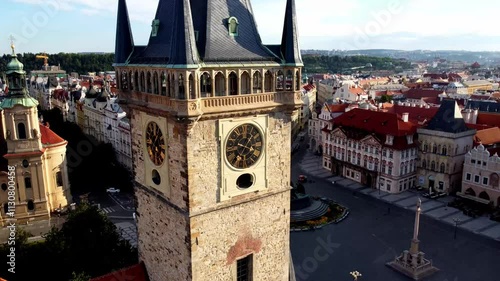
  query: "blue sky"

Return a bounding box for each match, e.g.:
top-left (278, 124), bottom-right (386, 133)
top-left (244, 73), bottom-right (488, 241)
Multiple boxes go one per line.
top-left (3, 0), bottom-right (500, 55)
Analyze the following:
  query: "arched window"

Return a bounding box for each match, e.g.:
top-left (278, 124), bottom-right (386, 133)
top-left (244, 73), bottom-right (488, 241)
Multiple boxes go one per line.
top-left (161, 72), bottom-right (167, 96)
top-left (423, 143), bottom-right (428, 152)
top-left (229, 72), bottom-right (238, 95)
top-left (228, 17), bottom-right (239, 36)
top-left (189, 74), bottom-right (195, 99)
top-left (479, 191), bottom-right (490, 201)
top-left (56, 171), bottom-right (63, 186)
top-left (215, 73), bottom-right (225, 96)
top-left (134, 71), bottom-right (139, 90)
top-left (431, 161), bottom-right (436, 171)
top-left (442, 146), bottom-right (447, 155)
top-left (121, 71), bottom-right (128, 91)
top-left (27, 200), bottom-right (34, 211)
top-left (241, 72), bottom-right (250, 94)
top-left (1, 184), bottom-right (6, 191)
top-left (490, 173), bottom-right (499, 188)
top-left (285, 70), bottom-right (293, 90)
top-left (153, 72), bottom-right (159, 95)
top-left (200, 73), bottom-right (212, 98)
top-left (422, 160), bottom-right (426, 169)
top-left (17, 123), bottom-right (26, 139)
top-left (139, 72), bottom-right (145, 92)
top-left (276, 70), bottom-right (284, 91)
top-left (439, 163), bottom-right (445, 173)
top-left (178, 74), bottom-right (185, 99)
top-left (295, 70), bottom-right (300, 90)
top-left (432, 144), bottom-right (437, 154)
top-left (253, 71), bottom-right (262, 93)
top-left (3, 203), bottom-right (8, 214)
top-left (264, 71), bottom-right (272, 92)
top-left (146, 72), bottom-right (152, 93)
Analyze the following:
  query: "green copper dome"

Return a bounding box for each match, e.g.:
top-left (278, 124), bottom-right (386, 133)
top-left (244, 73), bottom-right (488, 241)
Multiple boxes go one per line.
top-left (6, 44), bottom-right (25, 75)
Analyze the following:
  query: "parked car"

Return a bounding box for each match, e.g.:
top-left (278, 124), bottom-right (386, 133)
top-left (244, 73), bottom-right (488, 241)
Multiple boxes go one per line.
top-left (106, 187), bottom-right (120, 193)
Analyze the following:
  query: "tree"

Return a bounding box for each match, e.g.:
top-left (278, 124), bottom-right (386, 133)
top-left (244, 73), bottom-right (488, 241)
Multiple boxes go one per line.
top-left (69, 272), bottom-right (91, 281)
top-left (379, 94), bottom-right (393, 103)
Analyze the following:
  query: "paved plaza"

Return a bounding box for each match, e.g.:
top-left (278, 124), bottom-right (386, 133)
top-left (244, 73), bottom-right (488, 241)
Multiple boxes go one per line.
top-left (293, 150), bottom-right (500, 281)
top-left (115, 221), bottom-right (137, 248)
top-left (299, 151), bottom-right (500, 241)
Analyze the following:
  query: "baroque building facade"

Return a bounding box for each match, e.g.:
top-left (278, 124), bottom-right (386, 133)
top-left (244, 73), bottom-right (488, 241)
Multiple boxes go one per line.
top-left (113, 0), bottom-right (302, 280)
top-left (461, 144), bottom-right (500, 206)
top-left (0, 45), bottom-right (71, 225)
top-left (322, 109), bottom-right (418, 193)
top-left (416, 100), bottom-right (476, 194)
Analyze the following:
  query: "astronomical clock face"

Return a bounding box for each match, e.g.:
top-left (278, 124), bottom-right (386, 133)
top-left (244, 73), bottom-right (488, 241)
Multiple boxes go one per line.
top-left (145, 122), bottom-right (166, 166)
top-left (225, 124), bottom-right (263, 169)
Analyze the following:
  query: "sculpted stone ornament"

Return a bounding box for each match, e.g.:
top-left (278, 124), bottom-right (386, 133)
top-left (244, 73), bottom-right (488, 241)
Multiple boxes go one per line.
top-left (6, 130), bottom-right (11, 140)
top-left (33, 129), bottom-right (41, 138)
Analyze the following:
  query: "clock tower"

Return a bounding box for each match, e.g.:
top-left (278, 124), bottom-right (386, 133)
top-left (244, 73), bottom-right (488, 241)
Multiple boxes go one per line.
top-left (114, 0), bottom-right (302, 280)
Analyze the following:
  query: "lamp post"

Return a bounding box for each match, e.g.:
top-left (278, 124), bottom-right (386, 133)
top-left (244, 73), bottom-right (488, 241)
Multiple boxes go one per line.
top-left (453, 218), bottom-right (460, 239)
top-left (350, 271), bottom-right (362, 280)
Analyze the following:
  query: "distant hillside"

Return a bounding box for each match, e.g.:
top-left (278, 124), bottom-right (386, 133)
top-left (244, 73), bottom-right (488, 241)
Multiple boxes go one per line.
top-left (302, 55), bottom-right (412, 74)
top-left (302, 49), bottom-right (500, 65)
top-left (0, 53), bottom-right (114, 75)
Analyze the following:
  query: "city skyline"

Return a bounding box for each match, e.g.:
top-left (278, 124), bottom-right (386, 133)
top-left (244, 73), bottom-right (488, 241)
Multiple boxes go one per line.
top-left (3, 0), bottom-right (500, 54)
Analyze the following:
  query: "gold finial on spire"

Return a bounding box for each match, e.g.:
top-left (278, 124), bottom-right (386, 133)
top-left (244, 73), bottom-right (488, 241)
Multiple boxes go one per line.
top-left (8, 35), bottom-right (16, 54)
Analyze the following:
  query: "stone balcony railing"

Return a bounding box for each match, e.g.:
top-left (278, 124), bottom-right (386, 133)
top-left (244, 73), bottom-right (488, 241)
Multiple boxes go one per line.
top-left (119, 90), bottom-right (303, 118)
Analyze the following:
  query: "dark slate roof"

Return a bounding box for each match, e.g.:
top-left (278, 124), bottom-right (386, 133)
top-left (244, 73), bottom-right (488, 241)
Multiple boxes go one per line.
top-left (130, 0), bottom-right (199, 65)
top-left (465, 100), bottom-right (500, 113)
top-left (425, 99), bottom-right (472, 133)
top-left (190, 0), bottom-right (279, 63)
top-left (280, 0), bottom-right (303, 65)
top-left (115, 0), bottom-right (134, 64)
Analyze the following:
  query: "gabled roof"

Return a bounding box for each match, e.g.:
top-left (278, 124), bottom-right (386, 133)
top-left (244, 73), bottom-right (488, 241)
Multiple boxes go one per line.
top-left (39, 123), bottom-right (66, 147)
top-left (425, 99), bottom-right (472, 133)
top-left (474, 127), bottom-right (500, 145)
top-left (476, 112), bottom-right (500, 127)
top-left (333, 108), bottom-right (416, 136)
top-left (388, 104), bottom-right (439, 124)
top-left (90, 262), bottom-right (148, 281)
top-left (403, 89), bottom-right (443, 100)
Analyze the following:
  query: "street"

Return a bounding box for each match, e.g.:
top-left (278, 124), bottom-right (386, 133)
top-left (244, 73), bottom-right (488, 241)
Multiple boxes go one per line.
top-left (290, 144), bottom-right (500, 281)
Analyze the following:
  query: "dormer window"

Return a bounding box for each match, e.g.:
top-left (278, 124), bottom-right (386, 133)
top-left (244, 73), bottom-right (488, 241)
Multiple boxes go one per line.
top-left (151, 19), bottom-right (160, 37)
top-left (228, 17), bottom-right (239, 36)
top-left (385, 135), bottom-right (394, 145)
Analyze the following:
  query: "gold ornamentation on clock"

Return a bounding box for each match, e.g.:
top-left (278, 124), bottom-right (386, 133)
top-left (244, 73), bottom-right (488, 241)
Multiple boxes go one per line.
top-left (225, 124), bottom-right (263, 169)
top-left (145, 122), bottom-right (166, 166)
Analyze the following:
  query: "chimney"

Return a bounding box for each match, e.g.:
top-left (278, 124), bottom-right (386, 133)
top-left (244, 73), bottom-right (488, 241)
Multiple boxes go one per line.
top-left (402, 112), bottom-right (409, 122)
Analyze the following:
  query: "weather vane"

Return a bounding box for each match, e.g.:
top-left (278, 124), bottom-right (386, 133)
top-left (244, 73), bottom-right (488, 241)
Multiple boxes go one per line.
top-left (8, 35), bottom-right (15, 53)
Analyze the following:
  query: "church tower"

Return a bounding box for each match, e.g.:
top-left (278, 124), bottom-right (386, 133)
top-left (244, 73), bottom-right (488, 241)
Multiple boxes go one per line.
top-left (0, 43), bottom-right (71, 224)
top-left (114, 0), bottom-right (302, 280)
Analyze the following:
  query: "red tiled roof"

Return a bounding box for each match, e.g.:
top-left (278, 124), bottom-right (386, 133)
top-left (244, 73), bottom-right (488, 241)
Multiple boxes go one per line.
top-left (421, 97), bottom-right (441, 105)
top-left (374, 90), bottom-right (403, 97)
top-left (39, 124), bottom-right (67, 147)
top-left (386, 105), bottom-right (439, 124)
top-left (423, 73), bottom-right (447, 79)
top-left (404, 89), bottom-right (443, 99)
top-left (303, 83), bottom-right (315, 92)
top-left (476, 112), bottom-right (500, 127)
top-left (466, 123), bottom-right (493, 130)
top-left (349, 87), bottom-right (365, 95)
top-left (4, 150), bottom-right (44, 158)
top-left (90, 263), bottom-right (148, 281)
top-left (474, 127), bottom-right (500, 145)
top-left (333, 108), bottom-right (416, 136)
top-left (327, 103), bottom-right (349, 113)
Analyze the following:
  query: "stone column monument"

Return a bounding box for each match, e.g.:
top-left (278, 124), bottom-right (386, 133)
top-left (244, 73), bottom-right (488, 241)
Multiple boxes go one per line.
top-left (387, 198), bottom-right (439, 280)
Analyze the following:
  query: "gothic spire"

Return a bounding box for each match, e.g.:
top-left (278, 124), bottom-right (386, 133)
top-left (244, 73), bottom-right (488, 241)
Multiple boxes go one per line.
top-left (280, 0), bottom-right (303, 66)
top-left (114, 0), bottom-right (134, 64)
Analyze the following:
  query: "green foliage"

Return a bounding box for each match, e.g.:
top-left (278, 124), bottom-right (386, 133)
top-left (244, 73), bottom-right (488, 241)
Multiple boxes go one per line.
top-left (40, 108), bottom-right (134, 195)
top-left (303, 55), bottom-right (411, 74)
top-left (0, 203), bottom-right (137, 281)
top-left (1, 53), bottom-right (114, 74)
top-left (378, 94), bottom-right (393, 103)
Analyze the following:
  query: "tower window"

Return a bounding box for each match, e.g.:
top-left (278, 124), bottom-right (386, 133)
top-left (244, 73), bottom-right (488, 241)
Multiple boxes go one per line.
top-left (228, 17), bottom-right (239, 36)
top-left (25, 177), bottom-right (32, 188)
top-left (56, 171), bottom-right (63, 187)
top-left (236, 174), bottom-right (254, 189)
top-left (3, 203), bottom-right (8, 214)
top-left (236, 255), bottom-right (252, 281)
top-left (17, 122), bottom-right (27, 139)
top-left (27, 200), bottom-right (34, 211)
top-left (1, 184), bottom-right (6, 191)
top-left (22, 159), bottom-right (29, 168)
